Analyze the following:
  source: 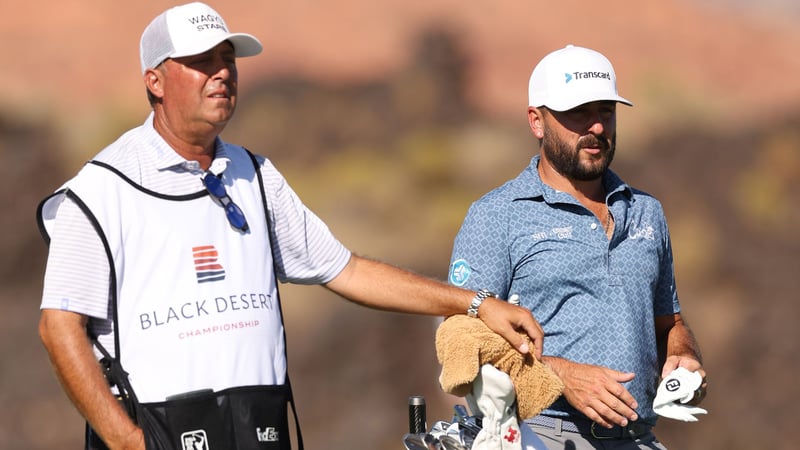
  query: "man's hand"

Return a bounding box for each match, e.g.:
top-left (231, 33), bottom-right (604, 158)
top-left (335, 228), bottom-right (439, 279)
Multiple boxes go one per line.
top-left (661, 355), bottom-right (707, 405)
top-left (477, 297), bottom-right (544, 359)
top-left (543, 357), bottom-right (639, 428)
top-left (656, 314), bottom-right (706, 406)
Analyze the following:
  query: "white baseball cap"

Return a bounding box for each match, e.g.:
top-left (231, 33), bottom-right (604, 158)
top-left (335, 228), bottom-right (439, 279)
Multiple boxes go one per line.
top-left (139, 2), bottom-right (263, 74)
top-left (528, 45), bottom-right (632, 111)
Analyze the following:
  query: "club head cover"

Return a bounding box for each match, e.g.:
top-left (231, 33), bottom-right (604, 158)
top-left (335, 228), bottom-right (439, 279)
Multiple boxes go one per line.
top-left (466, 364), bottom-right (523, 450)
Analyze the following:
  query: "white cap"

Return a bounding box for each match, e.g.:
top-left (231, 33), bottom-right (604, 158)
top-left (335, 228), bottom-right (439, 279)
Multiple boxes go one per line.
top-left (528, 45), bottom-right (632, 111)
top-left (139, 2), bottom-right (263, 74)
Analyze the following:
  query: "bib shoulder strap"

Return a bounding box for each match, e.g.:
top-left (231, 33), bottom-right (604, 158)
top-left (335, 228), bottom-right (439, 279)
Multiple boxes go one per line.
top-left (246, 149), bottom-right (304, 450)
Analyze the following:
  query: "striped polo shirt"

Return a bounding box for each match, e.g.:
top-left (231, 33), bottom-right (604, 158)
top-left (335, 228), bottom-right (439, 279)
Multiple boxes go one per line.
top-left (40, 113), bottom-right (351, 357)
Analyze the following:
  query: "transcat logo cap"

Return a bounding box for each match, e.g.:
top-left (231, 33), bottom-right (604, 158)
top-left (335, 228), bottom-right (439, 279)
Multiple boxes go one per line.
top-left (528, 45), bottom-right (632, 112)
top-left (139, 1), bottom-right (262, 73)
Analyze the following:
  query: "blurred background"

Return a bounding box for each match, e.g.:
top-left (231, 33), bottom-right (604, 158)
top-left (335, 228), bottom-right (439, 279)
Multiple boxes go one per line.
top-left (2, 1), bottom-right (799, 449)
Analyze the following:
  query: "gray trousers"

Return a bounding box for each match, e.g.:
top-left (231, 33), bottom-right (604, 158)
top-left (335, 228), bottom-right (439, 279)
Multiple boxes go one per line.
top-left (528, 423), bottom-right (669, 450)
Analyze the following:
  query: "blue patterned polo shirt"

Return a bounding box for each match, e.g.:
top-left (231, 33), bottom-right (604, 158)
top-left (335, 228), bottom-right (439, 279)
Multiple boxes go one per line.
top-left (448, 155), bottom-right (681, 425)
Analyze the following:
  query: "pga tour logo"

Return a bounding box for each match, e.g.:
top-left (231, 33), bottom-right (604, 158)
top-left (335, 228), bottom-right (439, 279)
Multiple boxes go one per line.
top-left (181, 430), bottom-right (208, 450)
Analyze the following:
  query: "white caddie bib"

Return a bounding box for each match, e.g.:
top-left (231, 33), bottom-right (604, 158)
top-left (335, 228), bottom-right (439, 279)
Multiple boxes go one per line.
top-left (50, 150), bottom-right (286, 403)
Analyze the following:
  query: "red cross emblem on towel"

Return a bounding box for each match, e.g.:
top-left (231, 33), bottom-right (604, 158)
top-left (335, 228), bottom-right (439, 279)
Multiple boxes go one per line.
top-left (504, 427), bottom-right (519, 443)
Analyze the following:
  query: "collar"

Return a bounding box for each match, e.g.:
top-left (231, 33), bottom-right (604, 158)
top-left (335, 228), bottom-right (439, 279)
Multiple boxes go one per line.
top-left (510, 155), bottom-right (632, 204)
top-left (143, 112), bottom-right (232, 175)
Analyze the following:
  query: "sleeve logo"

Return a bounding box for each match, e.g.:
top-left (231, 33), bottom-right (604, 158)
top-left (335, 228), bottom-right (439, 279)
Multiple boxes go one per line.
top-left (449, 259), bottom-right (472, 286)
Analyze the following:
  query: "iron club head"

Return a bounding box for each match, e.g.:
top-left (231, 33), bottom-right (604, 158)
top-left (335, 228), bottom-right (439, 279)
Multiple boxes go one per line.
top-left (402, 433), bottom-right (428, 450)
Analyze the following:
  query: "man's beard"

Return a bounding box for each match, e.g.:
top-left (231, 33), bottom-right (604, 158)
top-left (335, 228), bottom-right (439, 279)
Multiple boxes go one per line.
top-left (542, 129), bottom-right (616, 181)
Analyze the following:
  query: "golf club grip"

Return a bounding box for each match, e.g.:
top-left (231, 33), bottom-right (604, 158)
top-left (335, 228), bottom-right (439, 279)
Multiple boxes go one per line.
top-left (408, 395), bottom-right (426, 433)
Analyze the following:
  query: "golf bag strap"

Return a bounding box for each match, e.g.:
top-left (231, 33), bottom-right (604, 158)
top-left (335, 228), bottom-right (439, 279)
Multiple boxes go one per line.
top-left (286, 377), bottom-right (304, 449)
top-left (90, 336), bottom-right (141, 422)
top-left (249, 148), bottom-right (304, 449)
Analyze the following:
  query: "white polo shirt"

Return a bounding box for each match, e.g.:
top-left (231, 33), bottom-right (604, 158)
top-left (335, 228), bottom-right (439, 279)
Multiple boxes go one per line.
top-left (39, 113), bottom-right (351, 401)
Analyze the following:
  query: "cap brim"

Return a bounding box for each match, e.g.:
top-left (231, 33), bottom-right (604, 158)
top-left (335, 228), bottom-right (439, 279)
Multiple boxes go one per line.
top-left (170, 32), bottom-right (263, 60)
top-left (227, 33), bottom-right (263, 58)
top-left (542, 93), bottom-right (633, 112)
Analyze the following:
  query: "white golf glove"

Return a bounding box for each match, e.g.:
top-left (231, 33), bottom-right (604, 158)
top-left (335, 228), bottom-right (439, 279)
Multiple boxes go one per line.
top-left (466, 364), bottom-right (523, 450)
top-left (653, 367), bottom-right (708, 422)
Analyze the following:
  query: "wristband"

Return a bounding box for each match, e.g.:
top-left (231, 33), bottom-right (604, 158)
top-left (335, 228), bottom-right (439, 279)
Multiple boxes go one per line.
top-left (467, 289), bottom-right (495, 318)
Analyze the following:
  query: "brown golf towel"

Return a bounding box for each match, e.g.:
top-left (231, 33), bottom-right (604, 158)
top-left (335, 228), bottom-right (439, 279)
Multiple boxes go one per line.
top-left (435, 315), bottom-right (564, 419)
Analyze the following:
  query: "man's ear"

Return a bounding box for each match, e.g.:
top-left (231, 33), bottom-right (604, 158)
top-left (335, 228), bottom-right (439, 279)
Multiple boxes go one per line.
top-left (144, 67), bottom-right (164, 100)
top-left (527, 107), bottom-right (544, 139)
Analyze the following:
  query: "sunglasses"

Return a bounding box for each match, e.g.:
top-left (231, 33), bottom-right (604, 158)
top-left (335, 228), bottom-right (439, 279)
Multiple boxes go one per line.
top-left (202, 172), bottom-right (249, 232)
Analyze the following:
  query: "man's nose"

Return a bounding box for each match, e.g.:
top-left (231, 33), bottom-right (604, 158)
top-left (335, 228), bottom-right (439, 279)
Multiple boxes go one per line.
top-left (587, 115), bottom-right (605, 135)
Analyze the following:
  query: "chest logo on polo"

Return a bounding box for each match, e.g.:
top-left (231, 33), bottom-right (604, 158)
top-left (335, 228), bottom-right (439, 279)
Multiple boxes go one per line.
top-left (531, 226), bottom-right (574, 241)
top-left (628, 223), bottom-right (655, 240)
top-left (552, 226), bottom-right (573, 239)
top-left (192, 245), bottom-right (226, 283)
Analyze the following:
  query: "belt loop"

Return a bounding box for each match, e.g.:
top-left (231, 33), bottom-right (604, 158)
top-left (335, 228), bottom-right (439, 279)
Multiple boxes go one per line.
top-left (554, 418), bottom-right (563, 437)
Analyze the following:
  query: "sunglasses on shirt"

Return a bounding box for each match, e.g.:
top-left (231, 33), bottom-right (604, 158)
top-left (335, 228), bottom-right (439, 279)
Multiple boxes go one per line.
top-left (202, 172), bottom-right (249, 232)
